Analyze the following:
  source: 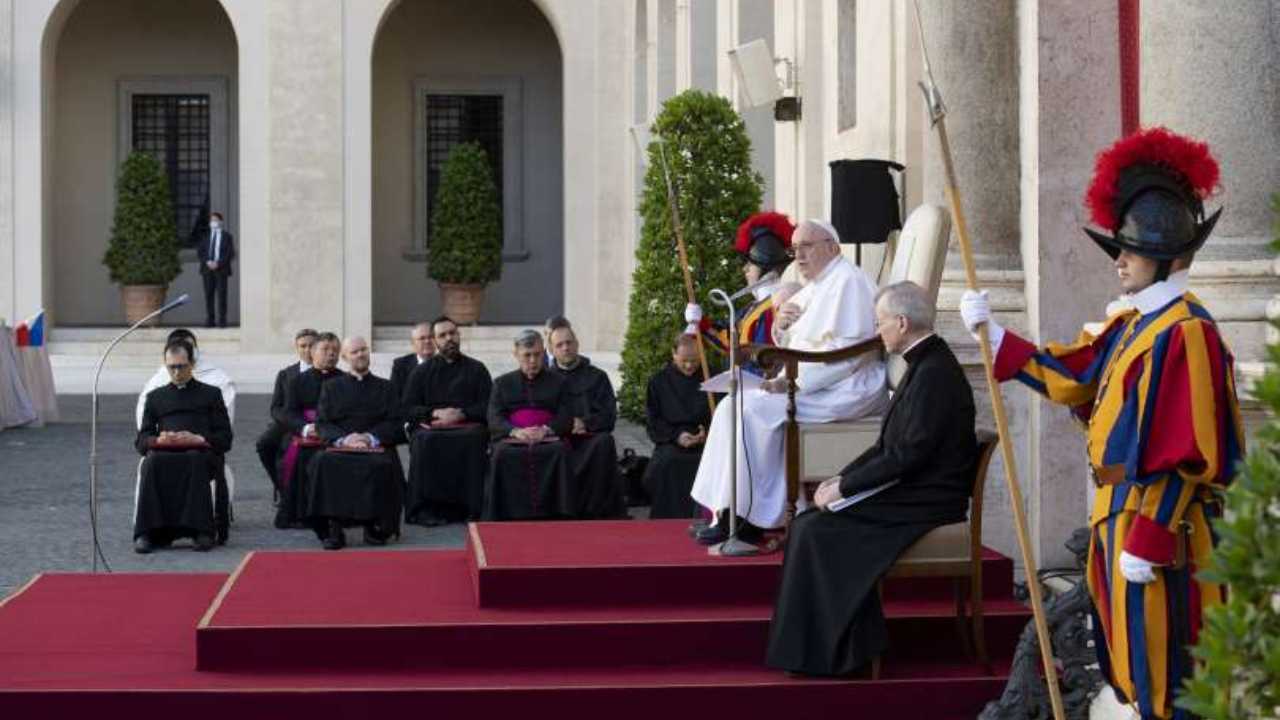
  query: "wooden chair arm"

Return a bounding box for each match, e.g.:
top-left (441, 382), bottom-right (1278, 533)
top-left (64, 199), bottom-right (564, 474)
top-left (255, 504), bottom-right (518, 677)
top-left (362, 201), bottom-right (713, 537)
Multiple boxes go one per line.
top-left (745, 336), bottom-right (884, 370)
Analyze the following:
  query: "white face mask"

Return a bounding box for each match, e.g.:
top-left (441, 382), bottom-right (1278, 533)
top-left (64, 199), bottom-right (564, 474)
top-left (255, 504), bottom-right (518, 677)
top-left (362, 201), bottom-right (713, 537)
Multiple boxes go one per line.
top-left (210, 221), bottom-right (222, 231)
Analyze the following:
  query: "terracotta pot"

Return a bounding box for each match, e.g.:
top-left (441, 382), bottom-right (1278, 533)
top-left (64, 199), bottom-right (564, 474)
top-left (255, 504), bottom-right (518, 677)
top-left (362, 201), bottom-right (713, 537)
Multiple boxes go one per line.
top-left (121, 285), bottom-right (168, 326)
top-left (438, 282), bottom-right (486, 324)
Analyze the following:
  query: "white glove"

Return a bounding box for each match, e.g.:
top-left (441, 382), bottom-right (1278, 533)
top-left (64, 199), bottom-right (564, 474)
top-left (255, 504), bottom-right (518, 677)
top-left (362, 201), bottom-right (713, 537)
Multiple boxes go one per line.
top-left (684, 322), bottom-right (700, 336)
top-left (684, 303), bottom-right (703, 324)
top-left (1119, 551), bottom-right (1158, 584)
top-left (959, 289), bottom-right (1004, 349)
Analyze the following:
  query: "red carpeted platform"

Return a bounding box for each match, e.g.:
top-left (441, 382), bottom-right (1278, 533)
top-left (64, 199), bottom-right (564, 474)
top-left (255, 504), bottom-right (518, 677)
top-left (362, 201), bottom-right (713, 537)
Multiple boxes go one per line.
top-left (0, 521), bottom-right (1029, 718)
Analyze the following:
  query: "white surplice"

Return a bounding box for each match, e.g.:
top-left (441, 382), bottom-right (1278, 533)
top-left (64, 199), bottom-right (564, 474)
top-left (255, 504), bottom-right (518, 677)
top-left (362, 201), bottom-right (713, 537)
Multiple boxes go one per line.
top-left (690, 256), bottom-right (889, 529)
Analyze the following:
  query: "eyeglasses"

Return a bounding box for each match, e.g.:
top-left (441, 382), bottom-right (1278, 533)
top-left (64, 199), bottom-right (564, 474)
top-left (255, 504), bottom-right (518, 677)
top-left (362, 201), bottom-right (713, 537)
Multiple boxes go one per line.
top-left (166, 363), bottom-right (191, 371)
top-left (874, 315), bottom-right (903, 329)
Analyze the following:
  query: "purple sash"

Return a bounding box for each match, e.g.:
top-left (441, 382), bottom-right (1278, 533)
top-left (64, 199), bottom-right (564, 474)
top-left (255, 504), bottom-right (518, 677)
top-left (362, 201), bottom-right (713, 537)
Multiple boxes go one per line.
top-left (279, 408), bottom-right (319, 490)
top-left (510, 407), bottom-right (553, 428)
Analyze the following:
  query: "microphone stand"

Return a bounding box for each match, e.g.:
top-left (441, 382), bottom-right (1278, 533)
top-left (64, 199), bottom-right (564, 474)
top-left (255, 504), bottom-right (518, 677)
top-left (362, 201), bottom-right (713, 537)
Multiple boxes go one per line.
top-left (709, 288), bottom-right (758, 557)
top-left (89, 294), bottom-right (189, 572)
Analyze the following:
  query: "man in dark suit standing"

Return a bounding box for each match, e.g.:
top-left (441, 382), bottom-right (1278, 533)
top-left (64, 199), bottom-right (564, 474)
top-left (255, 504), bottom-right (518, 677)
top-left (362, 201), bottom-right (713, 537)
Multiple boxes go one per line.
top-left (197, 211), bottom-right (236, 328)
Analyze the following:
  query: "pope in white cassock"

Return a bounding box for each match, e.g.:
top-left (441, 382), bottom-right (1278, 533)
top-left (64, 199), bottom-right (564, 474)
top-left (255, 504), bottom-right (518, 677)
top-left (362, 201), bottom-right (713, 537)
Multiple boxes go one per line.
top-left (133, 330), bottom-right (238, 517)
top-left (691, 220), bottom-right (888, 543)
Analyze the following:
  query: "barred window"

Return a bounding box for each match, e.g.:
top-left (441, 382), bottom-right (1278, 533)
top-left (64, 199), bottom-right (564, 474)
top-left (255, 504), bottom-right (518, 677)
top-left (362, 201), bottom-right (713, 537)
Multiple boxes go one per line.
top-left (425, 94), bottom-right (503, 241)
top-left (131, 94), bottom-right (211, 247)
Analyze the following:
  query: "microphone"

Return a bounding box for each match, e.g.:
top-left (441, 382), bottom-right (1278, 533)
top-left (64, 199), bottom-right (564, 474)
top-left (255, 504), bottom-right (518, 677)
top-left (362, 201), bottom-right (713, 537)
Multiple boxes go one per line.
top-left (87, 293), bottom-right (191, 573)
top-left (729, 271), bottom-right (781, 301)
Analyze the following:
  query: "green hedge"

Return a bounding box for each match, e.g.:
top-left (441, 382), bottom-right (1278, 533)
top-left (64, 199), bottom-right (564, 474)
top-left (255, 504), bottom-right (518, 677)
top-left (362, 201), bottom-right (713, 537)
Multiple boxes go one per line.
top-left (427, 141), bottom-right (503, 285)
top-left (103, 151), bottom-right (181, 286)
top-left (618, 90), bottom-right (763, 421)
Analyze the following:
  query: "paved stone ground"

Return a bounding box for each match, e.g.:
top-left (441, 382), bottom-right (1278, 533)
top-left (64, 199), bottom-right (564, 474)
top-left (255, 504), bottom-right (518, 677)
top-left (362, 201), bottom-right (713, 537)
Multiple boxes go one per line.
top-left (0, 394), bottom-right (655, 597)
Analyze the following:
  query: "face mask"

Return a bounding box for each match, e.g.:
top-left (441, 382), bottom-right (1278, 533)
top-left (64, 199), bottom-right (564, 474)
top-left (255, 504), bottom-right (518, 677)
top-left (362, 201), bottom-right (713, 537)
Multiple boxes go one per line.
top-left (210, 221), bottom-right (222, 231)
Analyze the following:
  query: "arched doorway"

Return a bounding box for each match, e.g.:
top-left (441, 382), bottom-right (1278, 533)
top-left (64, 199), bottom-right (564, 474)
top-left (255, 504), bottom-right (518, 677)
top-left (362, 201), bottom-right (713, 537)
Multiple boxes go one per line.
top-left (50, 0), bottom-right (239, 327)
top-left (371, 0), bottom-right (563, 325)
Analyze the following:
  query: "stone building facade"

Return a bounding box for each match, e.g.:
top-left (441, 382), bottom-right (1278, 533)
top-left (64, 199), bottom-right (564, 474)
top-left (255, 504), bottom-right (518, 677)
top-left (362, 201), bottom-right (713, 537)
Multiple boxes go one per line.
top-left (0, 0), bottom-right (1275, 567)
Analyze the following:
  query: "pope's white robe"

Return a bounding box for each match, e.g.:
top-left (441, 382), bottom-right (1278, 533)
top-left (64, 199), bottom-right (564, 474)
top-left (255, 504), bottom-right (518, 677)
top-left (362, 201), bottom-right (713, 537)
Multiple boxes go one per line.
top-left (690, 256), bottom-right (889, 529)
top-left (133, 362), bottom-right (238, 520)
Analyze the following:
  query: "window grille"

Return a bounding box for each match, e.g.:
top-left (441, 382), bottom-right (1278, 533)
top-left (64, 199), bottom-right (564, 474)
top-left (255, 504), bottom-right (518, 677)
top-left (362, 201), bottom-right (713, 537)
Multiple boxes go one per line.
top-left (131, 94), bottom-right (212, 246)
top-left (425, 94), bottom-right (504, 241)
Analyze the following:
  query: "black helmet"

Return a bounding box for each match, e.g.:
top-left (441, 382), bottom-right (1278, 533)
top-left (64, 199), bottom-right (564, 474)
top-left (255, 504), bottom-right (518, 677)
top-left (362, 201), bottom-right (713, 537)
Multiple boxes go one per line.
top-left (735, 212), bottom-right (795, 273)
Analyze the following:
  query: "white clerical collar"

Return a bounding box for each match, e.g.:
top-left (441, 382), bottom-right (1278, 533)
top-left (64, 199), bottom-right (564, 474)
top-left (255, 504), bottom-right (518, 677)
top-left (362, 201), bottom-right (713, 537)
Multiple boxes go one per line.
top-left (417, 354), bottom-right (431, 364)
top-left (900, 332), bottom-right (935, 357)
top-left (1128, 270), bottom-right (1189, 315)
top-left (351, 370), bottom-right (370, 381)
top-left (173, 381), bottom-right (190, 390)
top-left (299, 361), bottom-right (312, 372)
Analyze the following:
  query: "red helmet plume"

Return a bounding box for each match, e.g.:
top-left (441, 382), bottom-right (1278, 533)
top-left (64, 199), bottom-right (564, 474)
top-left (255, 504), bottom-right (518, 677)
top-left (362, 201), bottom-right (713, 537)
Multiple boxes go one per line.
top-left (1085, 126), bottom-right (1219, 232)
top-left (735, 212), bottom-right (795, 254)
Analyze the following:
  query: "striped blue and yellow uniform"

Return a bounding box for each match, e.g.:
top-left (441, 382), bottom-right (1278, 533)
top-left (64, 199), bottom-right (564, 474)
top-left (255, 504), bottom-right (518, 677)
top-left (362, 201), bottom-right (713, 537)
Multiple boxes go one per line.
top-left (699, 296), bottom-right (775, 376)
top-left (995, 292), bottom-right (1243, 720)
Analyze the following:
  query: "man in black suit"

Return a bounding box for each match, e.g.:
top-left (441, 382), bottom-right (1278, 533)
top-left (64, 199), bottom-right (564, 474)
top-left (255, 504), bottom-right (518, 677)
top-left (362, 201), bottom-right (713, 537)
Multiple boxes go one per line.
top-left (255, 328), bottom-right (318, 503)
top-left (766, 281), bottom-right (978, 677)
top-left (390, 322), bottom-right (435, 401)
top-left (197, 211), bottom-right (236, 328)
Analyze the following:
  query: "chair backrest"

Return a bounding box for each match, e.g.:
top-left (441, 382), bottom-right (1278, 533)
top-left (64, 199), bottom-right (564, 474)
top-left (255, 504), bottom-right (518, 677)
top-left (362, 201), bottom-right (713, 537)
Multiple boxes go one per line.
top-left (883, 204), bottom-right (952, 389)
top-left (968, 429), bottom-right (1000, 558)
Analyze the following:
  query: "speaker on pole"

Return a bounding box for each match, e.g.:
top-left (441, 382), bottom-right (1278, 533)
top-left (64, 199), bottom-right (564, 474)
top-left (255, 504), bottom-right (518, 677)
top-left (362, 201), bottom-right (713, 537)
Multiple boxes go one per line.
top-left (829, 159), bottom-right (905, 263)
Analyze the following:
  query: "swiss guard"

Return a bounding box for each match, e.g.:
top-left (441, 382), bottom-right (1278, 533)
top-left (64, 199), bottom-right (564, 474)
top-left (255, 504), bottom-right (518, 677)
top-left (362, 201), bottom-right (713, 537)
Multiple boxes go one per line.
top-left (960, 127), bottom-right (1243, 719)
top-left (684, 211), bottom-right (796, 374)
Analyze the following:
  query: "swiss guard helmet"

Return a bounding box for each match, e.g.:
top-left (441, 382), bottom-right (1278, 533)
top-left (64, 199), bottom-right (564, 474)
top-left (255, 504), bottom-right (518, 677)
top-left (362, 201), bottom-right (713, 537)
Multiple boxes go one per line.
top-left (735, 212), bottom-right (796, 274)
top-left (1083, 127), bottom-right (1222, 281)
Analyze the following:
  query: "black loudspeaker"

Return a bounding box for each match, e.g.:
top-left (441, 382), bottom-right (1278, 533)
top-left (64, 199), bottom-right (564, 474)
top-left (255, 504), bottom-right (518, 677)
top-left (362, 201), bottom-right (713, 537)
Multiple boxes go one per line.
top-left (829, 159), bottom-right (905, 245)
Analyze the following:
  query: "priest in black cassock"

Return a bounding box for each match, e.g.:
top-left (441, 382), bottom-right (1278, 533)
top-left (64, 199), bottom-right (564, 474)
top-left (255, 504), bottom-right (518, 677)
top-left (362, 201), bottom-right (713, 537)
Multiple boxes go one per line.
top-left (766, 281), bottom-right (977, 676)
top-left (403, 316), bottom-right (492, 525)
top-left (306, 336), bottom-right (405, 549)
top-left (547, 325), bottom-right (627, 519)
top-left (271, 332), bottom-right (342, 529)
top-left (484, 329), bottom-right (574, 520)
top-left (643, 333), bottom-right (711, 519)
top-left (390, 322), bottom-right (435, 400)
top-left (134, 339), bottom-right (233, 553)
top-left (255, 328), bottom-right (316, 501)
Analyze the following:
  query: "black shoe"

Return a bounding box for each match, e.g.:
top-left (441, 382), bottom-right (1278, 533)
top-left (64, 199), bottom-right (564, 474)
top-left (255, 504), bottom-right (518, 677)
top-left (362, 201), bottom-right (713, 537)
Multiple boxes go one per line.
top-left (687, 519), bottom-right (710, 537)
top-left (205, 321), bottom-right (216, 329)
top-left (193, 534), bottom-right (215, 552)
top-left (272, 489), bottom-right (281, 508)
top-left (363, 525), bottom-right (388, 546)
top-left (322, 521), bottom-right (345, 550)
top-left (695, 522), bottom-right (729, 545)
top-left (273, 508), bottom-right (291, 529)
top-left (414, 511), bottom-right (447, 528)
top-left (133, 536), bottom-right (154, 554)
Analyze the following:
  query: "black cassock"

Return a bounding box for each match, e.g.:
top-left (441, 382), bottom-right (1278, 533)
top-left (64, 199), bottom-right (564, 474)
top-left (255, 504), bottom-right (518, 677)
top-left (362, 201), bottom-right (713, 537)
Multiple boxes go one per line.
top-left (483, 368), bottom-right (574, 520)
top-left (255, 361), bottom-right (303, 492)
top-left (390, 352), bottom-right (425, 402)
top-left (305, 373), bottom-right (406, 537)
top-left (403, 353), bottom-right (493, 522)
top-left (271, 367), bottom-right (342, 527)
top-left (550, 357), bottom-right (626, 519)
top-left (766, 335), bottom-right (977, 676)
top-left (642, 363), bottom-right (712, 519)
top-left (134, 380), bottom-right (233, 544)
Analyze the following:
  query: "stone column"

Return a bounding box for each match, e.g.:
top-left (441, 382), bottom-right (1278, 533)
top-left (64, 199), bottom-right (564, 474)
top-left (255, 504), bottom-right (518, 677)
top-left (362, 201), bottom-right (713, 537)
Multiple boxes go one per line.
top-left (266, 1), bottom-right (347, 339)
top-left (918, 0), bottom-right (1021, 268)
top-left (1016, 0), bottom-right (1122, 568)
top-left (1142, 0), bottom-right (1280, 370)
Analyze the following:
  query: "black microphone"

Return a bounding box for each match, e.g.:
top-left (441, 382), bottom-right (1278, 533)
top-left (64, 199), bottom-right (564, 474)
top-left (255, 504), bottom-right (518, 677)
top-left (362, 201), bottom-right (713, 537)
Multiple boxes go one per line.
top-left (158, 293), bottom-right (190, 314)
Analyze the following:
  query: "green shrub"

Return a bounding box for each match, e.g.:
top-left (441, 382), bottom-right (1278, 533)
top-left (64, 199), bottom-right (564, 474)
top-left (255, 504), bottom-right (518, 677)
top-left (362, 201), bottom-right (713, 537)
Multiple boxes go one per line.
top-left (103, 151), bottom-right (181, 286)
top-left (1177, 192), bottom-right (1280, 719)
top-left (427, 141), bottom-right (503, 285)
top-left (618, 90), bottom-right (764, 421)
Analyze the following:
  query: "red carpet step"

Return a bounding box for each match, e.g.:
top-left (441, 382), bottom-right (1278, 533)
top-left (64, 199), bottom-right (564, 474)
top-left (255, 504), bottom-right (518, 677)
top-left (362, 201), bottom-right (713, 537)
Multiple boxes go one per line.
top-left (466, 519), bottom-right (1015, 606)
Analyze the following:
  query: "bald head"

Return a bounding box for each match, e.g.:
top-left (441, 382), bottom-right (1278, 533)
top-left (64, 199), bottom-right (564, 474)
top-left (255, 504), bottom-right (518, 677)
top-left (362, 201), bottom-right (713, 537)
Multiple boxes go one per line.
top-left (792, 220), bottom-right (841, 280)
top-left (342, 336), bottom-right (371, 375)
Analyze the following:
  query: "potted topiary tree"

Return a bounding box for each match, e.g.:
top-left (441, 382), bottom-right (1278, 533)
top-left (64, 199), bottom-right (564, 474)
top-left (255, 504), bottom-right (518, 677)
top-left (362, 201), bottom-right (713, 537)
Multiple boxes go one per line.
top-left (427, 141), bottom-right (503, 323)
top-left (103, 151), bottom-right (181, 325)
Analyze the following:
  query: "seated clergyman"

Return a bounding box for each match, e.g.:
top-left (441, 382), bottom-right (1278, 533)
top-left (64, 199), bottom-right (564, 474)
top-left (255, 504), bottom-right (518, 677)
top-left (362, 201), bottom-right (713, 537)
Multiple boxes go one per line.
top-left (643, 333), bottom-right (712, 519)
top-left (483, 330), bottom-right (574, 520)
top-left (305, 336), bottom-right (406, 550)
top-left (403, 316), bottom-right (493, 526)
top-left (390, 321), bottom-right (436, 401)
top-left (547, 324), bottom-right (627, 519)
top-left (271, 332), bottom-right (342, 529)
top-left (766, 281), bottom-right (978, 676)
top-left (133, 338), bottom-right (233, 554)
top-left (691, 220), bottom-right (889, 545)
top-left (256, 328), bottom-right (317, 505)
